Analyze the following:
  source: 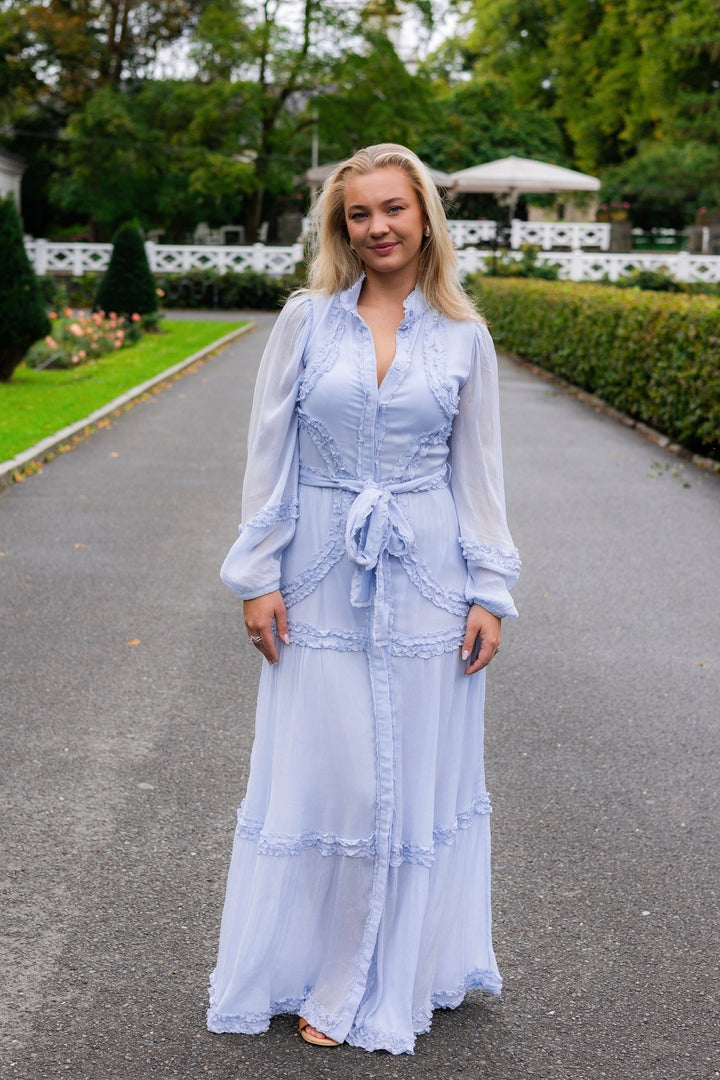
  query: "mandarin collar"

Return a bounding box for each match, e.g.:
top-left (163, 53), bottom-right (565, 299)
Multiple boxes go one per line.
top-left (339, 276), bottom-right (427, 326)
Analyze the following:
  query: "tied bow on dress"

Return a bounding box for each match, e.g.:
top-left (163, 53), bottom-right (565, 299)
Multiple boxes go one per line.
top-left (298, 465), bottom-right (450, 646)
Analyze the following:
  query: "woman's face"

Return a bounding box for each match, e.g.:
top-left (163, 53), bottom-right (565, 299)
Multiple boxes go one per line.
top-left (343, 166), bottom-right (426, 281)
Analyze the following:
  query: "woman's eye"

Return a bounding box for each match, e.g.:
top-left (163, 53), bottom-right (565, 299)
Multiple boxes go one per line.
top-left (350, 211), bottom-right (367, 221)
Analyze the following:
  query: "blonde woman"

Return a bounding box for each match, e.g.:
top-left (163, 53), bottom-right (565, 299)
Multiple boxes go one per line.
top-left (208, 144), bottom-right (520, 1054)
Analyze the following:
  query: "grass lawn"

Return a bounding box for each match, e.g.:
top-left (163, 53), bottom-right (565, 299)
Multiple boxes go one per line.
top-left (0, 319), bottom-right (246, 463)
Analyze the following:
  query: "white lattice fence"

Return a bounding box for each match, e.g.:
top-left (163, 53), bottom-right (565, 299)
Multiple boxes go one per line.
top-left (448, 220), bottom-right (612, 250)
top-left (26, 240), bottom-right (114, 275)
top-left (25, 240), bottom-right (305, 278)
top-left (510, 221), bottom-right (612, 251)
top-left (456, 248), bottom-right (720, 283)
top-left (446, 220), bottom-right (498, 248)
top-left (25, 238), bottom-right (720, 283)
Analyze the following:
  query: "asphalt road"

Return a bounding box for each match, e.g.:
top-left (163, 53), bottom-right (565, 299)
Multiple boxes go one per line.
top-left (1, 315), bottom-right (718, 1080)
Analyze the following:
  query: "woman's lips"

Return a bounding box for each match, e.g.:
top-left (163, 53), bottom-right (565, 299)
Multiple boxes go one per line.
top-left (370, 242), bottom-right (397, 254)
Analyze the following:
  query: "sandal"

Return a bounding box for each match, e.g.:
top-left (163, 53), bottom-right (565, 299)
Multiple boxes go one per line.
top-left (298, 1018), bottom-right (340, 1047)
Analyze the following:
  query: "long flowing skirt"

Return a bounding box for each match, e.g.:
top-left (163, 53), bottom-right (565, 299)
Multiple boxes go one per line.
top-left (207, 635), bottom-right (501, 1055)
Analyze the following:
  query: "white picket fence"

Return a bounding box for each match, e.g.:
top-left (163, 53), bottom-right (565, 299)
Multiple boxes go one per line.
top-left (456, 247), bottom-right (720, 284)
top-left (23, 235), bottom-right (720, 284)
top-left (25, 239), bottom-right (304, 278)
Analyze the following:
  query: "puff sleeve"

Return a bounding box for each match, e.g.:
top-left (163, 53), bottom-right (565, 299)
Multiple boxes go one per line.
top-left (449, 321), bottom-right (521, 618)
top-left (220, 294), bottom-right (313, 599)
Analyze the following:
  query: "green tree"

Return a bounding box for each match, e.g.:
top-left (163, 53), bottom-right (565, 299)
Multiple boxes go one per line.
top-left (0, 194), bottom-right (50, 381)
top-left (312, 32), bottom-right (436, 163)
top-left (416, 75), bottom-right (565, 172)
top-left (95, 222), bottom-right (158, 316)
top-left (191, 0), bottom-right (436, 240)
top-left (1, 0), bottom-right (206, 106)
top-left (49, 82), bottom-right (258, 240)
top-left (461, 0), bottom-right (720, 221)
top-left (600, 142), bottom-right (720, 230)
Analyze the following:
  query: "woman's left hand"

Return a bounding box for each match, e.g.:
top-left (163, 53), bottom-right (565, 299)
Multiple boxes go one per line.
top-left (461, 604), bottom-right (502, 676)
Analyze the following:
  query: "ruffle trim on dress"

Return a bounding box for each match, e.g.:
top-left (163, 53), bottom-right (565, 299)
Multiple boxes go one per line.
top-left (288, 619), bottom-right (369, 651)
top-left (388, 420), bottom-right (453, 483)
top-left (281, 490), bottom-right (349, 608)
top-left (460, 537), bottom-right (522, 578)
top-left (423, 310), bottom-right (459, 420)
top-left (244, 498), bottom-right (299, 529)
top-left (345, 967), bottom-right (502, 1053)
top-left (297, 407), bottom-right (353, 478)
top-left (235, 810), bottom-right (376, 859)
top-left (297, 297), bottom-right (345, 402)
top-left (234, 793), bottom-right (491, 866)
top-left (389, 793), bottom-right (493, 868)
top-left (286, 621), bottom-right (464, 657)
top-left (399, 549), bottom-right (469, 617)
top-left (207, 967), bottom-right (501, 1050)
top-left (389, 624), bottom-right (464, 657)
top-left (207, 969), bottom-right (308, 1034)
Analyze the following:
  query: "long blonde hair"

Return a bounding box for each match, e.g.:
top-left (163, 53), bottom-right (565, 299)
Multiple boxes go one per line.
top-left (304, 143), bottom-right (482, 323)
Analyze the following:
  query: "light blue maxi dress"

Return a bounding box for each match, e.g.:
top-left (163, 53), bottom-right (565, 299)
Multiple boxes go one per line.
top-left (207, 279), bottom-right (520, 1054)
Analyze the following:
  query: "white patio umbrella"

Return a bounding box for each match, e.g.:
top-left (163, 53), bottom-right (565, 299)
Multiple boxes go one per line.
top-left (450, 155), bottom-right (600, 216)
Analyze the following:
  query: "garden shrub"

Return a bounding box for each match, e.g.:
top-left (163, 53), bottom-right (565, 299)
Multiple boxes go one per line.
top-left (612, 267), bottom-right (685, 293)
top-left (154, 267), bottom-right (305, 310)
top-left (40, 273), bottom-right (100, 310)
top-left (95, 223), bottom-right (159, 317)
top-left (485, 243), bottom-right (560, 281)
top-left (0, 195), bottom-right (50, 381)
top-left (467, 275), bottom-right (720, 461)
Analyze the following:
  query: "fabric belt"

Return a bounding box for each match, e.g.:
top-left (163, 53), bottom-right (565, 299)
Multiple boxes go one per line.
top-left (298, 464), bottom-right (450, 646)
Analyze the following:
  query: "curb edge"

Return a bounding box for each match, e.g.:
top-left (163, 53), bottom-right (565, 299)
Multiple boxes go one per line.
top-left (0, 321), bottom-right (255, 491)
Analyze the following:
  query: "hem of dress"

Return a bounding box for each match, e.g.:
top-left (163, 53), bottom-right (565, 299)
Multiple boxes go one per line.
top-left (206, 967), bottom-right (502, 1052)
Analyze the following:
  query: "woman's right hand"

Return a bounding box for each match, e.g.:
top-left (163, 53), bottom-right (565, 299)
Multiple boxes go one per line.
top-left (243, 591), bottom-right (290, 665)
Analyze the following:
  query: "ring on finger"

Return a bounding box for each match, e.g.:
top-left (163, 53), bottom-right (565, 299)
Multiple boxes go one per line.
top-left (248, 634), bottom-right (262, 645)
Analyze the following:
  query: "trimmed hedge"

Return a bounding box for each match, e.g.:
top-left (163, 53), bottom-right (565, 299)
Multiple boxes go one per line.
top-left (40, 267), bottom-right (305, 312)
top-left (155, 268), bottom-right (304, 310)
top-left (468, 276), bottom-right (720, 461)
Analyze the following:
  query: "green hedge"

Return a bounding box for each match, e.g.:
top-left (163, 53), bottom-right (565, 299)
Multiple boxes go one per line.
top-left (39, 267), bottom-right (306, 313)
top-left (468, 276), bottom-right (720, 461)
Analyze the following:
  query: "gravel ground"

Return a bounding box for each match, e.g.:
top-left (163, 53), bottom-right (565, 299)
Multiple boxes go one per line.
top-left (1, 315), bottom-right (718, 1080)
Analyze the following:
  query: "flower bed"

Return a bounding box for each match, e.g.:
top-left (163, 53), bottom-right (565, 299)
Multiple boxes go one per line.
top-left (25, 309), bottom-right (144, 370)
top-left (467, 275), bottom-right (720, 462)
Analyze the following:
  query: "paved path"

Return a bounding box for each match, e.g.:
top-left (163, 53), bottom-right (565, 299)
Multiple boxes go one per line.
top-left (1, 316), bottom-right (718, 1080)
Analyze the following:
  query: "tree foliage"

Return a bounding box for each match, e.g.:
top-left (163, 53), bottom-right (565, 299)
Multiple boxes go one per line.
top-left (1, 0), bottom-right (719, 238)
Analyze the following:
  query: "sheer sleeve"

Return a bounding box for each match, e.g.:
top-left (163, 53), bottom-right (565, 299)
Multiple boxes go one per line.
top-left (220, 294), bottom-right (313, 599)
top-left (449, 321), bottom-right (521, 618)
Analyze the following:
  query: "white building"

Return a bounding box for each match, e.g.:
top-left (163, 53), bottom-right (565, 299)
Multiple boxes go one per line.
top-left (0, 150), bottom-right (25, 207)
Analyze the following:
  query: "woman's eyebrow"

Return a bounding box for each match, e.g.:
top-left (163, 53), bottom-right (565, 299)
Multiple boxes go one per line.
top-left (346, 196), bottom-right (409, 210)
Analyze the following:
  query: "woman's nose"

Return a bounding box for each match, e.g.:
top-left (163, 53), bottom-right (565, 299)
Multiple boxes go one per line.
top-left (369, 215), bottom-right (389, 236)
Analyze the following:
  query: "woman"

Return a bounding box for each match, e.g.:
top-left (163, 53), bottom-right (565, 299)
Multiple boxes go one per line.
top-left (207, 144), bottom-right (520, 1054)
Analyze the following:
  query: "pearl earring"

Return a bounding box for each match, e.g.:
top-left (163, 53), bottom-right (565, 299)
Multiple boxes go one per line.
top-left (424, 227), bottom-right (431, 238)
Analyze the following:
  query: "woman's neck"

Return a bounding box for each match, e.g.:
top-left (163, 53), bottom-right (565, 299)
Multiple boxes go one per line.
top-left (359, 265), bottom-right (419, 310)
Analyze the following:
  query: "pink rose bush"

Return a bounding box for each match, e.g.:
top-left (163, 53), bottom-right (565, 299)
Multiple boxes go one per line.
top-left (25, 310), bottom-right (144, 370)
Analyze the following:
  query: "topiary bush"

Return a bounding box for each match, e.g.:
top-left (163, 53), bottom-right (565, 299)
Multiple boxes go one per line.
top-left (468, 275), bottom-right (720, 461)
top-left (95, 223), bottom-right (158, 317)
top-left (0, 195), bottom-right (50, 381)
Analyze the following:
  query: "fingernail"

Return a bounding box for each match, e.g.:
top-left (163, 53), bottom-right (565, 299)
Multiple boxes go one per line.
top-left (461, 649), bottom-right (469, 661)
top-left (282, 633), bottom-right (290, 645)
